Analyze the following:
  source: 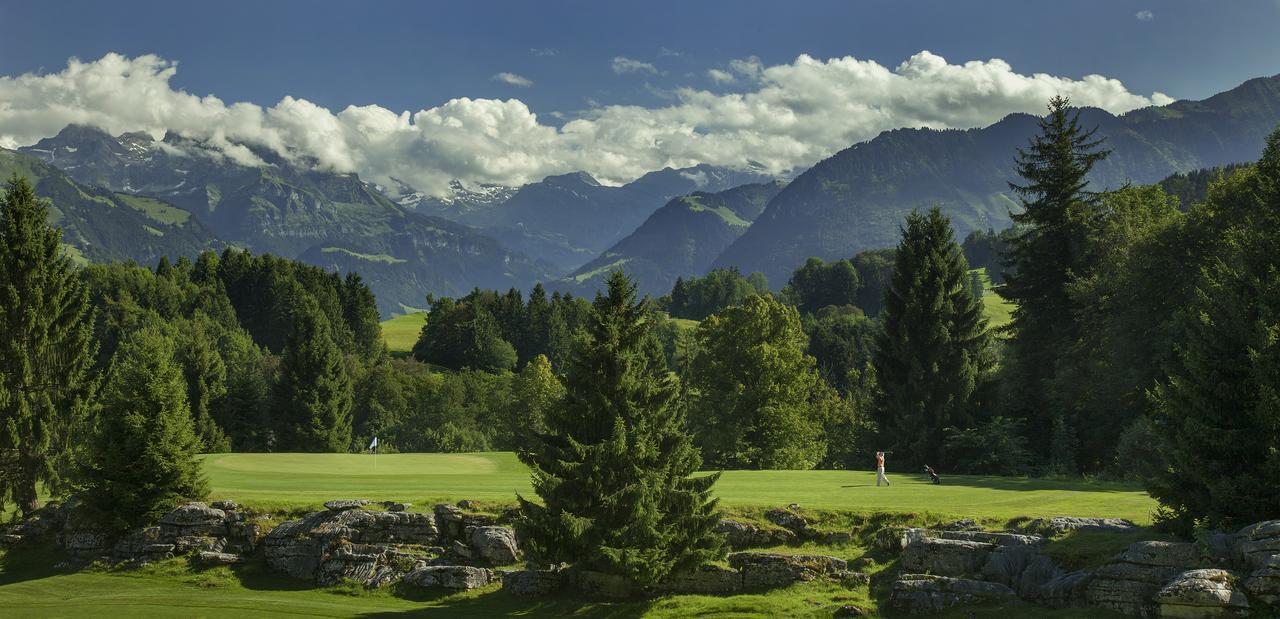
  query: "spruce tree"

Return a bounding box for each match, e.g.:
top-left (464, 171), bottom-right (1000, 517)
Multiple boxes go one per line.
top-left (1147, 129), bottom-right (1280, 532)
top-left (0, 176), bottom-right (97, 515)
top-left (177, 316), bottom-right (231, 453)
top-left (516, 271), bottom-right (723, 588)
top-left (873, 208), bottom-right (990, 468)
top-left (273, 295), bottom-right (354, 452)
top-left (340, 272), bottom-right (384, 360)
top-left (1001, 96), bottom-right (1110, 462)
top-left (83, 326), bottom-right (208, 533)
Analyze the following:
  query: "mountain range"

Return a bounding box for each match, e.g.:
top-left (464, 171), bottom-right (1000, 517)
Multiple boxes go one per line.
top-left (8, 73), bottom-right (1280, 313)
top-left (17, 126), bottom-right (554, 315)
top-left (713, 74), bottom-right (1280, 284)
top-left (435, 164), bottom-right (775, 273)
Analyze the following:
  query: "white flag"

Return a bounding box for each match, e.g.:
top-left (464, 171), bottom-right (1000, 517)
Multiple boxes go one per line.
top-left (368, 436), bottom-right (378, 450)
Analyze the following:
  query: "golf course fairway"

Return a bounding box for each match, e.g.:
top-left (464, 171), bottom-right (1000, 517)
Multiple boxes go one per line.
top-left (201, 452), bottom-right (1156, 523)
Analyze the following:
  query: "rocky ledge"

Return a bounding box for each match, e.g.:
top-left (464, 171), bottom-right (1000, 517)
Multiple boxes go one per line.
top-left (890, 518), bottom-right (1280, 616)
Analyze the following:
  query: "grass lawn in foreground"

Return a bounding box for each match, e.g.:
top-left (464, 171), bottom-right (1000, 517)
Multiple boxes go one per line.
top-left (0, 453), bottom-right (1149, 617)
top-left (379, 312), bottom-right (427, 354)
top-left (201, 452), bottom-right (1156, 523)
top-left (0, 558), bottom-right (1121, 618)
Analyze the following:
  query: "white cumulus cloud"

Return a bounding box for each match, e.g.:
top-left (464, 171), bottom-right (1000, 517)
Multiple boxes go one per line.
top-left (0, 51), bottom-right (1175, 197)
top-left (707, 68), bottom-right (736, 84)
top-left (611, 56), bottom-right (659, 75)
top-left (491, 72), bottom-right (533, 87)
top-left (1136, 10), bottom-right (1154, 21)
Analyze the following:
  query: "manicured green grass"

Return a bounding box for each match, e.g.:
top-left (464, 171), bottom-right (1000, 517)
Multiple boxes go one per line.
top-left (380, 312), bottom-right (427, 353)
top-left (202, 452), bottom-right (1156, 523)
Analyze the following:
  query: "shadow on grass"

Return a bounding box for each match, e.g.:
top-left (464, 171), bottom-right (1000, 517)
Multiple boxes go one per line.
top-left (357, 590), bottom-right (653, 618)
top-left (0, 542), bottom-right (64, 586)
top-left (886, 473), bottom-right (1145, 495)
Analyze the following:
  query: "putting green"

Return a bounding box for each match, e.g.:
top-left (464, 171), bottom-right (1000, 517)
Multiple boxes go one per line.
top-left (203, 452), bottom-right (1156, 522)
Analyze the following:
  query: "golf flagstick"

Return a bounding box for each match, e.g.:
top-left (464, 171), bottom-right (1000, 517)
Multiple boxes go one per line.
top-left (369, 436), bottom-right (378, 471)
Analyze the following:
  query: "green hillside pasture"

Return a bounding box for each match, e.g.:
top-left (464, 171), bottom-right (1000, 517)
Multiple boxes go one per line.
top-left (973, 268), bottom-right (1015, 330)
top-left (112, 193), bottom-right (192, 225)
top-left (201, 452), bottom-right (1155, 523)
top-left (380, 311), bottom-right (427, 353)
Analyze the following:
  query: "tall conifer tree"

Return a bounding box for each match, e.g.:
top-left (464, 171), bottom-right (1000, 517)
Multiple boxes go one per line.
top-left (83, 327), bottom-right (208, 532)
top-left (178, 316), bottom-right (231, 453)
top-left (1001, 96), bottom-right (1110, 466)
top-left (1147, 129), bottom-right (1280, 532)
top-left (273, 295), bottom-right (354, 452)
top-left (0, 176), bottom-right (97, 515)
top-left (516, 271), bottom-right (723, 588)
top-left (873, 208), bottom-right (990, 468)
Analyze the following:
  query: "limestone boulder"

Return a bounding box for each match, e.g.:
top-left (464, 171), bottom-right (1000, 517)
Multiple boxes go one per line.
top-left (1085, 541), bottom-right (1207, 617)
top-left (715, 518), bottom-right (794, 549)
top-left (401, 565), bottom-right (494, 590)
top-left (903, 528), bottom-right (1044, 549)
top-left (764, 508), bottom-right (809, 535)
top-left (1154, 569), bottom-right (1249, 618)
top-left (900, 538), bottom-right (995, 577)
top-left (658, 564), bottom-right (743, 595)
top-left (1234, 520), bottom-right (1280, 569)
top-left (981, 544), bottom-right (1067, 599)
top-left (728, 551), bottom-right (846, 590)
top-left (502, 569), bottom-right (565, 596)
top-left (263, 507), bottom-right (437, 585)
top-left (467, 526), bottom-right (520, 565)
top-left (324, 499), bottom-right (371, 512)
top-left (890, 574), bottom-right (1017, 614)
top-left (195, 551), bottom-right (249, 566)
top-left (1242, 567), bottom-right (1280, 607)
top-left (1041, 516), bottom-right (1142, 534)
top-left (62, 530), bottom-right (110, 558)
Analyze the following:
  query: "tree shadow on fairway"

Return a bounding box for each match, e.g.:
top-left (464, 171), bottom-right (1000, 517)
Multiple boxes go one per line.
top-left (0, 542), bottom-right (64, 586)
top-left (891, 473), bottom-right (1144, 495)
top-left (356, 589), bottom-right (653, 618)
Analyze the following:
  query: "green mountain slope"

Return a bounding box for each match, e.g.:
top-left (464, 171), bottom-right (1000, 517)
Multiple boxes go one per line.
top-left (0, 148), bottom-right (221, 265)
top-left (19, 126), bottom-right (556, 315)
top-left (713, 74), bottom-right (1280, 284)
top-left (558, 181), bottom-right (785, 297)
top-left (457, 165), bottom-right (775, 273)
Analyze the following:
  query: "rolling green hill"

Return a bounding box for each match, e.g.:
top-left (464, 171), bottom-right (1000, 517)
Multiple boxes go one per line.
top-left (457, 165), bottom-right (775, 273)
top-left (558, 181), bottom-right (785, 297)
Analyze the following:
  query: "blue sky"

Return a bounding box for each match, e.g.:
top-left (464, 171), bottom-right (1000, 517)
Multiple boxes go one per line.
top-left (1, 0), bottom-right (1278, 194)
top-left (4, 0), bottom-right (1277, 113)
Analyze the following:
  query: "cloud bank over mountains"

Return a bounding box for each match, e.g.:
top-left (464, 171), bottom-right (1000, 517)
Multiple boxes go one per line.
top-left (0, 52), bottom-right (1174, 196)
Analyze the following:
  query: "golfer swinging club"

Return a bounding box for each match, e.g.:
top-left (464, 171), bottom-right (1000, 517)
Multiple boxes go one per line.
top-left (876, 450), bottom-right (891, 487)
